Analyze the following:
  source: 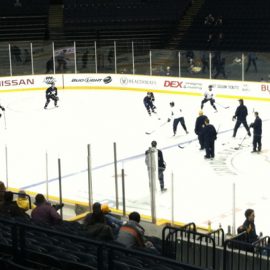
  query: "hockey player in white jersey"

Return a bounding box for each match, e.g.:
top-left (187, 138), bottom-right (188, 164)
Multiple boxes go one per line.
top-left (201, 85), bottom-right (218, 112)
top-left (168, 102), bottom-right (189, 136)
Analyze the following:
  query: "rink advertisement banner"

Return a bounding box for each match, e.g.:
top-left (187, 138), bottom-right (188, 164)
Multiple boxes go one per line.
top-left (63, 74), bottom-right (270, 100)
top-left (0, 75), bottom-right (62, 91)
top-left (0, 73), bottom-right (270, 101)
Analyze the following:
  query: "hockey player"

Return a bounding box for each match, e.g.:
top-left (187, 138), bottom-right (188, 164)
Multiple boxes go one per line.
top-left (168, 102), bottom-right (189, 136)
top-left (232, 99), bottom-right (251, 137)
top-left (201, 85), bottom-right (218, 112)
top-left (194, 110), bottom-right (208, 150)
top-left (0, 104), bottom-right (5, 118)
top-left (143, 92), bottom-right (156, 116)
top-left (44, 83), bottom-right (59, 109)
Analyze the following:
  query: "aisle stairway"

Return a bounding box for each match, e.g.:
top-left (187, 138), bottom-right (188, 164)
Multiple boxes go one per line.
top-left (166, 0), bottom-right (205, 50)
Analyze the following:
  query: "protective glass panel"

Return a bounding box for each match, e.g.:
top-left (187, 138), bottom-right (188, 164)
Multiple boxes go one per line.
top-left (32, 41), bottom-right (54, 75)
top-left (116, 40), bottom-right (133, 75)
top-left (0, 44), bottom-right (10, 76)
top-left (54, 41), bottom-right (75, 74)
top-left (75, 41), bottom-right (96, 74)
top-left (10, 42), bottom-right (32, 76)
top-left (244, 52), bottom-right (268, 82)
top-left (96, 41), bottom-right (115, 74)
top-left (151, 49), bottom-right (179, 77)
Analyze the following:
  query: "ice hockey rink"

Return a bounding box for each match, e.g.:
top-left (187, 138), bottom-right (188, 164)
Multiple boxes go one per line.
top-left (0, 87), bottom-right (270, 236)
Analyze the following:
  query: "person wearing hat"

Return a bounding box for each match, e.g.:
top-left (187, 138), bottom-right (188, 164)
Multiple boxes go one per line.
top-left (44, 82), bottom-right (59, 109)
top-left (16, 190), bottom-right (35, 212)
top-left (145, 141), bottom-right (167, 192)
top-left (101, 204), bottom-right (123, 235)
top-left (31, 193), bottom-right (62, 225)
top-left (194, 110), bottom-right (208, 150)
top-left (232, 99), bottom-right (251, 137)
top-left (201, 85), bottom-right (218, 112)
top-left (168, 101), bottom-right (189, 136)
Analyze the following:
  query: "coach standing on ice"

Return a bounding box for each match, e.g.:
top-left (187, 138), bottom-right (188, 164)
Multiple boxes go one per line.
top-left (232, 99), bottom-right (251, 137)
top-left (202, 118), bottom-right (217, 159)
top-left (195, 110), bottom-right (208, 150)
top-left (250, 111), bottom-right (262, 153)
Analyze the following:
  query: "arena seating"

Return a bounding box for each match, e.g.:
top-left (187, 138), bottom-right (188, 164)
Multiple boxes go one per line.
top-left (0, 0), bottom-right (50, 41)
top-left (63, 0), bottom-right (192, 49)
top-left (179, 0), bottom-right (270, 51)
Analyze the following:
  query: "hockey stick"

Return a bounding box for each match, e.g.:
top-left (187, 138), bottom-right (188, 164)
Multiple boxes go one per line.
top-left (234, 133), bottom-right (249, 150)
top-left (145, 121), bottom-right (168, 135)
top-left (216, 102), bottom-right (229, 109)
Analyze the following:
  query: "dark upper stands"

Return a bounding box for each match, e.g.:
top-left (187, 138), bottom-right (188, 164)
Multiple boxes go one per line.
top-left (179, 0), bottom-right (270, 52)
top-left (0, 0), bottom-right (50, 41)
top-left (63, 0), bottom-right (192, 49)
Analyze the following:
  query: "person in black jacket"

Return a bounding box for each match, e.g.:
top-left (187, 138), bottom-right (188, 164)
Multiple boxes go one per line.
top-left (44, 83), bottom-right (59, 109)
top-left (202, 118), bottom-right (217, 159)
top-left (232, 99), bottom-right (251, 137)
top-left (250, 111), bottom-right (262, 153)
top-left (145, 141), bottom-right (167, 192)
top-left (143, 92), bottom-right (156, 116)
top-left (194, 110), bottom-right (208, 150)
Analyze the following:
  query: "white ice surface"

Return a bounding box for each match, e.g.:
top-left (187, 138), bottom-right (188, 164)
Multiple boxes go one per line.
top-left (0, 89), bottom-right (270, 235)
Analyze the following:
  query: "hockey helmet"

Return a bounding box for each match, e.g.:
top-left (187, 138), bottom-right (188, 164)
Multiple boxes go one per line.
top-left (169, 101), bottom-right (175, 106)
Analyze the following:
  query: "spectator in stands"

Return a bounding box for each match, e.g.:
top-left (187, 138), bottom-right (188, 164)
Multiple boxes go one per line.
top-left (84, 202), bottom-right (114, 241)
top-left (0, 181), bottom-right (6, 207)
top-left (81, 50), bottom-right (89, 69)
top-left (17, 190), bottom-right (34, 212)
top-left (56, 49), bottom-right (68, 71)
top-left (31, 193), bottom-right (62, 225)
top-left (11, 45), bottom-right (22, 63)
top-left (0, 191), bottom-right (29, 219)
top-left (23, 49), bottom-right (30, 65)
top-left (166, 66), bottom-right (171, 76)
top-left (245, 52), bottom-right (258, 73)
top-left (116, 211), bottom-right (158, 253)
top-left (238, 209), bottom-right (258, 243)
top-left (214, 57), bottom-right (227, 79)
top-left (101, 204), bottom-right (123, 235)
top-left (46, 57), bottom-right (54, 73)
top-left (200, 51), bottom-right (209, 74)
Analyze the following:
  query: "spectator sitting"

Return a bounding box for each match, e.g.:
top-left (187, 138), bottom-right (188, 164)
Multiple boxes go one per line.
top-left (31, 193), bottom-right (62, 225)
top-left (17, 190), bottom-right (35, 212)
top-left (101, 204), bottom-right (123, 236)
top-left (84, 202), bottom-right (114, 241)
top-left (238, 208), bottom-right (258, 244)
top-left (0, 191), bottom-right (29, 219)
top-left (0, 181), bottom-right (6, 207)
top-left (116, 211), bottom-right (158, 253)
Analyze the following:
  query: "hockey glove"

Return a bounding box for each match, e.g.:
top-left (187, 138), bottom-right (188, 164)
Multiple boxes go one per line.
top-left (167, 118), bottom-right (171, 122)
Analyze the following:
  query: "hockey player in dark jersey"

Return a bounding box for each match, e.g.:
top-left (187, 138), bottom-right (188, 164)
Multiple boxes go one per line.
top-left (0, 104), bottom-right (5, 118)
top-left (44, 83), bottom-right (59, 109)
top-left (143, 92), bottom-right (156, 116)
